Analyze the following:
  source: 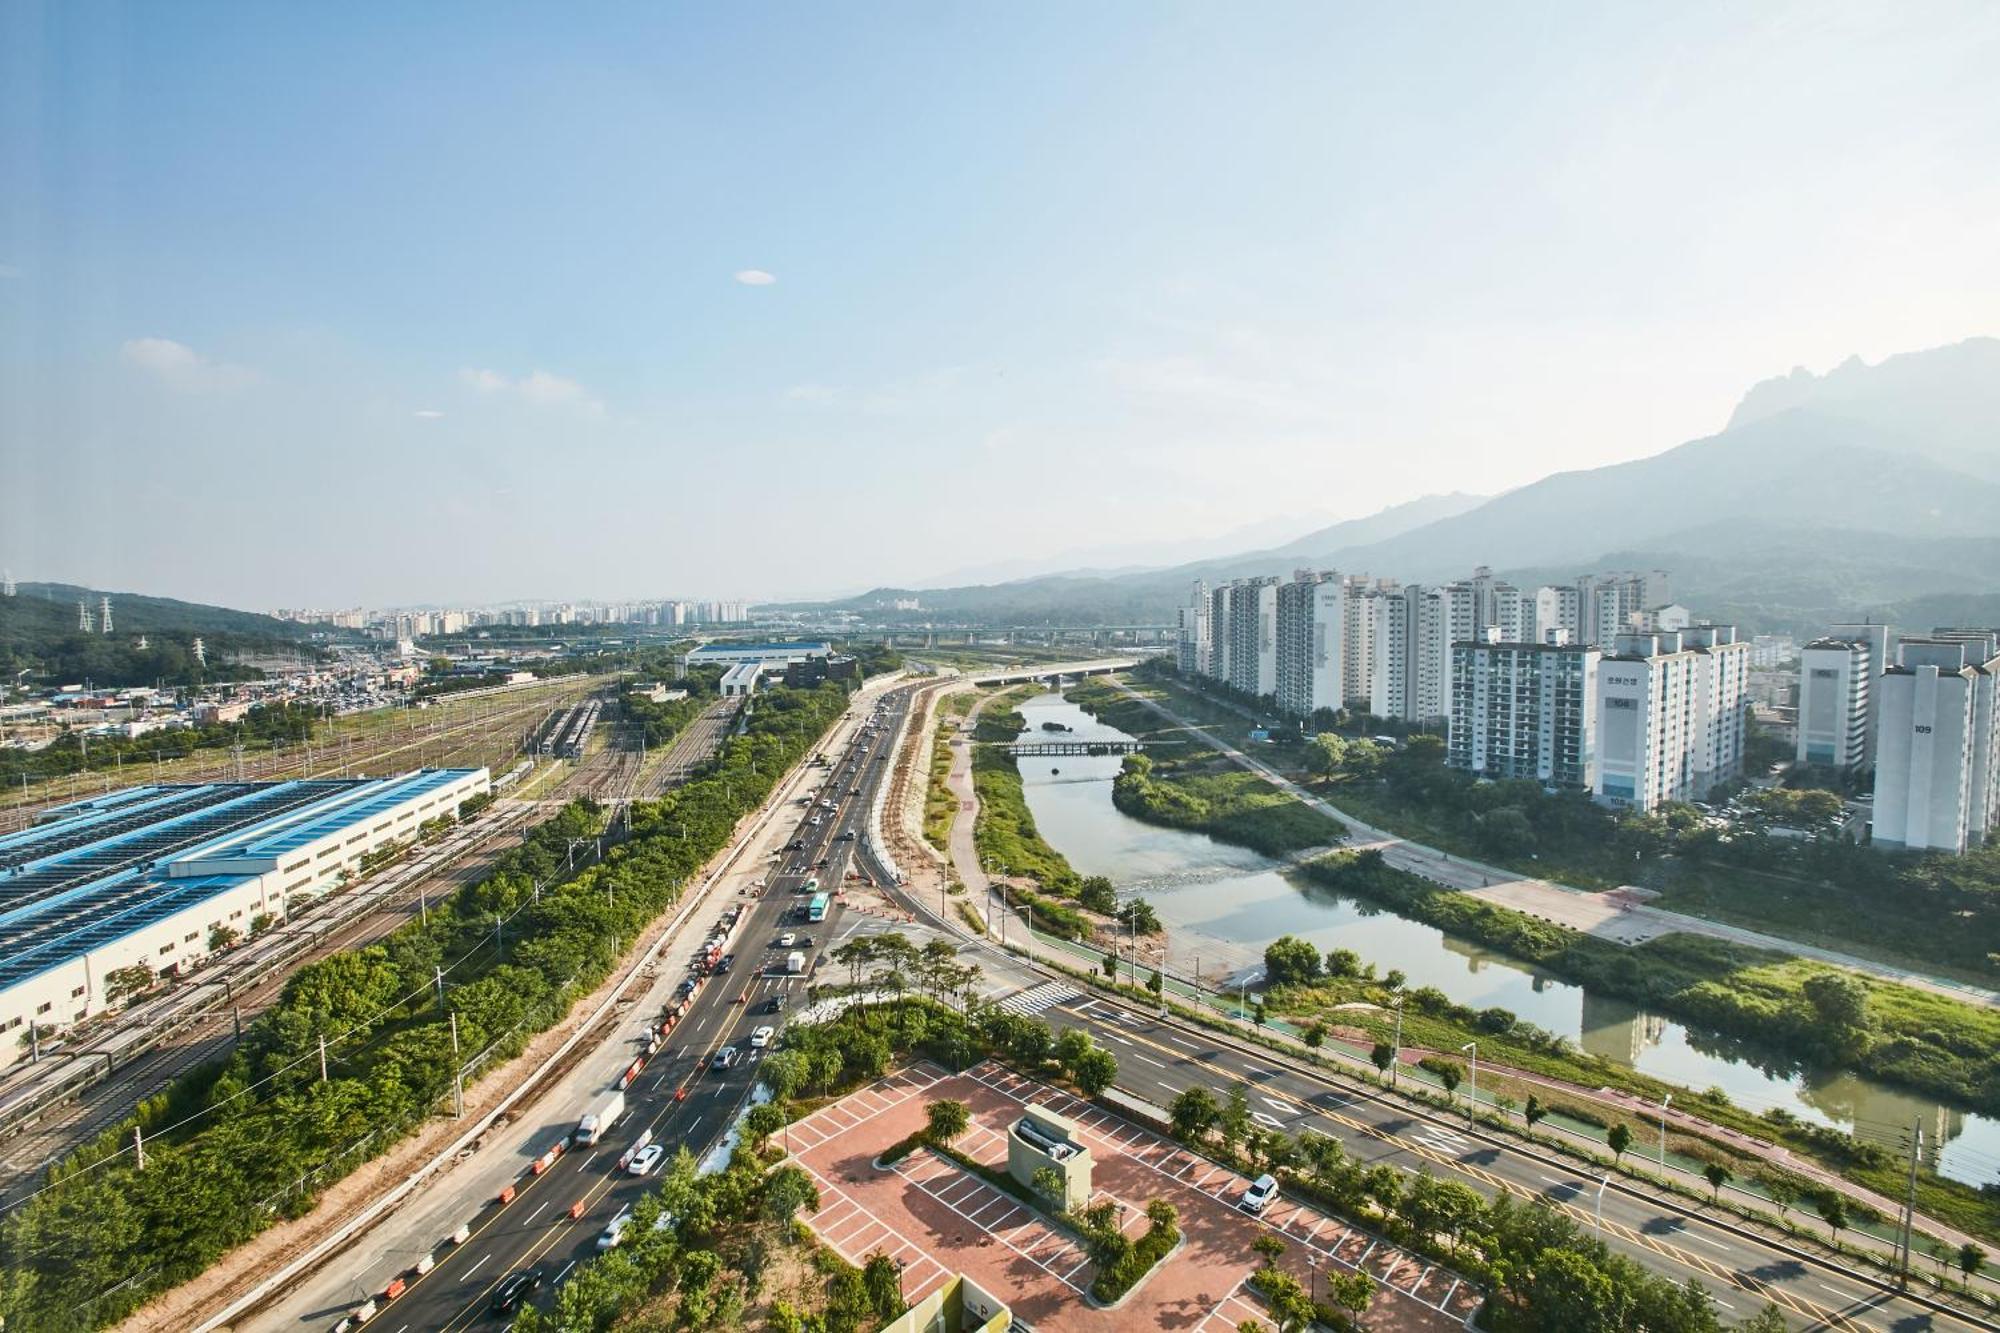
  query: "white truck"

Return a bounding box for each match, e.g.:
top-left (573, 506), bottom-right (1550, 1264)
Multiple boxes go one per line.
top-left (785, 951), bottom-right (807, 975)
top-left (575, 1089), bottom-right (626, 1146)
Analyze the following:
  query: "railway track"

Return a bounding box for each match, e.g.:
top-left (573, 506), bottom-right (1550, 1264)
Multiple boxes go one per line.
top-left (0, 682), bottom-right (596, 833)
top-left (0, 804), bottom-right (538, 1205)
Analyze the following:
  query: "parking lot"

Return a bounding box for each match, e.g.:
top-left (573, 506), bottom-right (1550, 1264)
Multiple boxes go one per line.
top-left (787, 1062), bottom-right (1474, 1332)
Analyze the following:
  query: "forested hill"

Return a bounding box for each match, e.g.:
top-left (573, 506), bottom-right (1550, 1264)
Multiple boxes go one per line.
top-left (1, 583), bottom-right (330, 687)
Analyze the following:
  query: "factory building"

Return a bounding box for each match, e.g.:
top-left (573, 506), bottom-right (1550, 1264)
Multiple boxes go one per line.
top-left (682, 641), bottom-right (831, 670)
top-left (0, 768), bottom-right (489, 1065)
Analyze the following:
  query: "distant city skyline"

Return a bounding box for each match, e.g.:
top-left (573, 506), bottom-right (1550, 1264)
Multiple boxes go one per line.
top-left (3, 3), bottom-right (1997, 607)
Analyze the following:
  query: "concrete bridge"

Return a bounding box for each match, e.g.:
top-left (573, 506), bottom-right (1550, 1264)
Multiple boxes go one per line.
top-left (963, 658), bottom-right (1139, 688)
top-left (1003, 739), bottom-right (1148, 757)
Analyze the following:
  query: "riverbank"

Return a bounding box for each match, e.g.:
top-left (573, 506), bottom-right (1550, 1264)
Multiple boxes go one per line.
top-left (1066, 679), bottom-right (1345, 857)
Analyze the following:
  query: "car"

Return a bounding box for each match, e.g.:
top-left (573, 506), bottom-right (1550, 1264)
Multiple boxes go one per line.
top-left (836, 831), bottom-right (856, 842)
top-left (796, 934), bottom-right (814, 947)
top-left (764, 994), bottom-right (786, 1013)
top-left (1240, 1174), bottom-right (1279, 1214)
top-left (785, 839), bottom-right (805, 851)
top-left (711, 1045), bottom-right (742, 1070)
top-left (750, 1025), bottom-right (776, 1048)
top-left (715, 954), bottom-right (735, 975)
top-left (777, 932), bottom-right (798, 948)
top-left (597, 1207), bottom-right (634, 1250)
top-left (491, 1268), bottom-right (546, 1313)
top-left (628, 1143), bottom-right (666, 1176)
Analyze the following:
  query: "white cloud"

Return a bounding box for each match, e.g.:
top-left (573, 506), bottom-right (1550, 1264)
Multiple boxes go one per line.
top-left (733, 269), bottom-right (777, 286)
top-left (413, 409), bottom-right (446, 420)
top-left (119, 337), bottom-right (254, 393)
top-left (458, 367), bottom-right (604, 417)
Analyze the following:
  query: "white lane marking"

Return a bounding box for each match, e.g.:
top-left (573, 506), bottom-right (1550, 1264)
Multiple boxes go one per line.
top-left (465, 1252), bottom-right (493, 1277)
top-left (526, 1200), bottom-right (550, 1223)
top-left (555, 1260), bottom-right (576, 1283)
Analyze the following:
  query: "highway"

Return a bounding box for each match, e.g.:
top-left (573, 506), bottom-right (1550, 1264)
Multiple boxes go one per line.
top-left (249, 682), bottom-right (918, 1332)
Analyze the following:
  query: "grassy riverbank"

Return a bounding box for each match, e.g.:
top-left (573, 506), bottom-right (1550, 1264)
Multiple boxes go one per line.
top-left (1285, 849), bottom-right (2000, 1240)
top-left (1067, 678), bottom-right (1344, 857)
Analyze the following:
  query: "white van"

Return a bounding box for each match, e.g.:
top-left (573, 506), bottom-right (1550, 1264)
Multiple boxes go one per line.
top-left (1240, 1174), bottom-right (1279, 1215)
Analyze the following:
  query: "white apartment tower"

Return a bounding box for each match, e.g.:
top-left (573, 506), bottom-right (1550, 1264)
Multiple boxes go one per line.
top-left (1225, 578), bottom-right (1279, 700)
top-left (1448, 635), bottom-right (1601, 788)
top-left (1594, 626), bottom-right (1750, 811)
top-left (1873, 636), bottom-right (2000, 854)
top-left (1176, 580), bottom-right (1212, 677)
top-left (1797, 638), bottom-right (1873, 772)
top-left (1275, 572), bottom-right (1347, 720)
top-left (1204, 584), bottom-right (1233, 684)
top-left (1368, 585), bottom-right (1421, 723)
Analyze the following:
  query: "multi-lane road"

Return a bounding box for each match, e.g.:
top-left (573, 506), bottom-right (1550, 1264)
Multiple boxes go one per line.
top-left (250, 684), bottom-right (917, 1332)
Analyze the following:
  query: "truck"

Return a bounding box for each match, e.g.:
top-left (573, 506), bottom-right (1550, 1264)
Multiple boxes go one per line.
top-left (785, 950), bottom-right (807, 975)
top-left (575, 1089), bottom-right (626, 1146)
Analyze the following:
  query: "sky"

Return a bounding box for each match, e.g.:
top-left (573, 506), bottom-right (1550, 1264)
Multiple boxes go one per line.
top-left (2, 2), bottom-right (1996, 609)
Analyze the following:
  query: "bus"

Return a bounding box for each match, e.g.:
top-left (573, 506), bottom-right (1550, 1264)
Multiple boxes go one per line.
top-left (806, 892), bottom-right (830, 924)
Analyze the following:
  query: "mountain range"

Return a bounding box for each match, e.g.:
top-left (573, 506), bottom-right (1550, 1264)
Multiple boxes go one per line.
top-left (787, 337), bottom-right (2000, 635)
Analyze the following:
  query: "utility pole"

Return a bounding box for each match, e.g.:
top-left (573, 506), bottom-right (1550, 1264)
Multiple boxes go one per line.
top-left (435, 965), bottom-right (447, 1013)
top-left (1460, 1041), bottom-right (1478, 1124)
top-left (1659, 1093), bottom-right (1673, 1170)
top-left (1390, 998), bottom-right (1404, 1089)
top-left (134, 1125), bottom-right (146, 1170)
top-left (1899, 1119), bottom-right (1923, 1288)
top-left (449, 1012), bottom-right (464, 1118)
top-left (318, 1035), bottom-right (329, 1082)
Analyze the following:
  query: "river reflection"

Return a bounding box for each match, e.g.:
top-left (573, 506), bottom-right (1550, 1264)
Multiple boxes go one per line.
top-left (1014, 688), bottom-right (1999, 1187)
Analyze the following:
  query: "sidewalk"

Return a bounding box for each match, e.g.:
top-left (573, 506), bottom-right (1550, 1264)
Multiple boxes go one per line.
top-left (881, 676), bottom-right (2000, 1304)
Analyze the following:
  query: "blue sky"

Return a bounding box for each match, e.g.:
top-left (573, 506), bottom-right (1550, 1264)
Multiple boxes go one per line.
top-left (2, 2), bottom-right (1996, 607)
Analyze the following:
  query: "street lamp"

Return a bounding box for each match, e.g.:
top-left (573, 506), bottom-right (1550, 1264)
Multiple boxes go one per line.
top-left (1658, 1093), bottom-right (1672, 1170)
top-left (1459, 1041), bottom-right (1477, 1124)
top-left (1389, 996), bottom-right (1405, 1089)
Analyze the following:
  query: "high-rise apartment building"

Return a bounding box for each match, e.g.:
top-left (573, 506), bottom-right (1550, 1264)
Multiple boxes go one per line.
top-left (1204, 584), bottom-right (1233, 684)
top-left (1176, 580), bottom-right (1211, 677)
top-left (1594, 626), bottom-right (1750, 811)
top-left (1873, 637), bottom-right (2000, 854)
top-left (1225, 577), bottom-right (1279, 700)
top-left (1368, 585), bottom-right (1421, 723)
top-left (1275, 571), bottom-right (1347, 719)
top-left (1797, 638), bottom-right (1874, 771)
top-left (1448, 635), bottom-right (1601, 787)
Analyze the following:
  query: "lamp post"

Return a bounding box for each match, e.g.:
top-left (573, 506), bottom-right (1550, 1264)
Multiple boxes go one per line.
top-left (1390, 996), bottom-right (1405, 1089)
top-left (1459, 1041), bottom-right (1478, 1124)
top-left (1659, 1093), bottom-right (1672, 1170)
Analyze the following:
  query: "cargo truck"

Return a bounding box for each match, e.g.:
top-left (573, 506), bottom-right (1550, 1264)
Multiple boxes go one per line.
top-left (786, 951), bottom-right (807, 975)
top-left (575, 1089), bottom-right (626, 1146)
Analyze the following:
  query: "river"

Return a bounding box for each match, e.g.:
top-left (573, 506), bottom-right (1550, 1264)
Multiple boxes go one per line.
top-left (1012, 688), bottom-right (2000, 1189)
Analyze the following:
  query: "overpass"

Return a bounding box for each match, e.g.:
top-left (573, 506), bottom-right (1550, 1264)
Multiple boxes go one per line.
top-left (962, 657), bottom-right (1138, 687)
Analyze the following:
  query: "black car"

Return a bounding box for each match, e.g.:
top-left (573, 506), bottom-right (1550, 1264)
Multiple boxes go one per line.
top-left (715, 954), bottom-right (735, 975)
top-left (491, 1268), bottom-right (545, 1313)
top-left (764, 995), bottom-right (785, 1013)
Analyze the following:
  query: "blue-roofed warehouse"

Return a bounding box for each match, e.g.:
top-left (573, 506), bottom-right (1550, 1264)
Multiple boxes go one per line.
top-left (0, 767), bottom-right (489, 1064)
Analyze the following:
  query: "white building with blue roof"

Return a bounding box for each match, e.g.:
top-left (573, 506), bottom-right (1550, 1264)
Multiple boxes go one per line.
top-left (0, 767), bottom-right (488, 1062)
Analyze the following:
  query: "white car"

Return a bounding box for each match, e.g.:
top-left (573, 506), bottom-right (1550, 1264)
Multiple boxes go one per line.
top-left (1240, 1174), bottom-right (1279, 1215)
top-left (777, 932), bottom-right (798, 948)
top-left (749, 1025), bottom-right (776, 1049)
top-left (597, 1207), bottom-right (634, 1250)
top-left (627, 1144), bottom-right (665, 1177)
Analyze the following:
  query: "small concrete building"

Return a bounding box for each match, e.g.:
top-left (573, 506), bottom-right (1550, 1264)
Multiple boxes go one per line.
top-left (1007, 1104), bottom-right (1092, 1210)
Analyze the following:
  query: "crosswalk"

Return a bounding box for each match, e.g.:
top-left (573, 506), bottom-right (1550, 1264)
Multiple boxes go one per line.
top-left (993, 981), bottom-right (1081, 1017)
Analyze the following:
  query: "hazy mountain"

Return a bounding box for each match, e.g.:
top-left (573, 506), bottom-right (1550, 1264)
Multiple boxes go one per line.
top-left (1727, 336), bottom-right (2000, 481)
top-left (1, 583), bottom-right (333, 687)
top-left (783, 338), bottom-right (1998, 633)
top-left (909, 509), bottom-right (1351, 588)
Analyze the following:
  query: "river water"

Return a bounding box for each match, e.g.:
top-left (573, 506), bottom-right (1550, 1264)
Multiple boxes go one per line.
top-left (1012, 689), bottom-right (2000, 1188)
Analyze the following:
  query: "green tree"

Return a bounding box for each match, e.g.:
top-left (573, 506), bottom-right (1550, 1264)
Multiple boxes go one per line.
top-left (1370, 1041), bottom-right (1395, 1079)
top-left (1608, 1122), bottom-right (1633, 1164)
top-left (1304, 731), bottom-right (1348, 780)
top-left (104, 962), bottom-right (156, 1006)
top-left (1252, 1232), bottom-right (1286, 1267)
top-left (1254, 1268), bottom-right (1316, 1333)
top-left (1263, 935), bottom-right (1322, 986)
top-left (763, 1164), bottom-right (820, 1222)
top-left (1102, 951), bottom-right (1119, 979)
top-left (1802, 971), bottom-right (1870, 1034)
top-left (1816, 1193), bottom-right (1849, 1246)
top-left (1078, 875), bottom-right (1117, 913)
top-left (760, 1048), bottom-right (811, 1102)
top-left (1171, 1086), bottom-right (1220, 1142)
top-left (1524, 1094), bottom-right (1547, 1137)
top-left (1736, 1306), bottom-right (1790, 1333)
top-left (1324, 947), bottom-right (1361, 978)
top-left (1221, 1082), bottom-right (1252, 1158)
top-left (925, 1098), bottom-right (970, 1145)
top-left (207, 924), bottom-right (241, 952)
top-left (862, 1250), bottom-right (906, 1321)
top-left (1302, 1021), bottom-right (1327, 1050)
top-left (1032, 1164), bottom-right (1067, 1210)
top-left (1959, 1242), bottom-right (1986, 1281)
top-left (1329, 1269), bottom-right (1375, 1323)
top-left (1703, 1162), bottom-right (1732, 1203)
top-left (1148, 968), bottom-right (1165, 999)
top-left (1072, 1046), bottom-right (1118, 1096)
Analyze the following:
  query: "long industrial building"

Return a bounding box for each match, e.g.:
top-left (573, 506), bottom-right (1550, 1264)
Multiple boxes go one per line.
top-left (0, 767), bottom-right (489, 1065)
